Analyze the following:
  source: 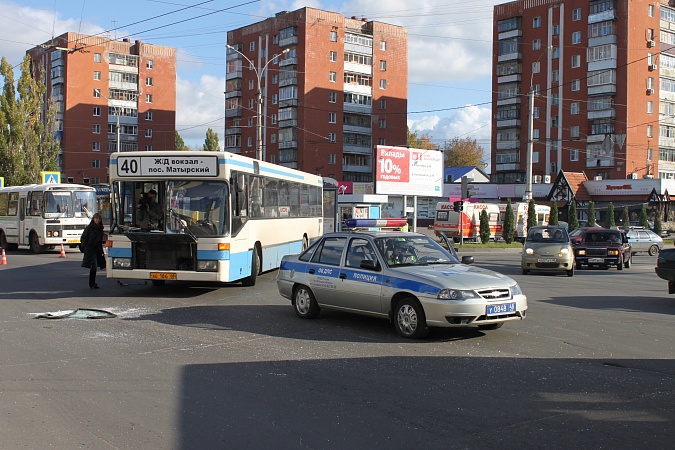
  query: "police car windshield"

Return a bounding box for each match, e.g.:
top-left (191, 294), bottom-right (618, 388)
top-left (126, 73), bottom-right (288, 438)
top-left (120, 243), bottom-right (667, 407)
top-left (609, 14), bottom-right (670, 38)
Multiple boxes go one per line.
top-left (375, 235), bottom-right (459, 267)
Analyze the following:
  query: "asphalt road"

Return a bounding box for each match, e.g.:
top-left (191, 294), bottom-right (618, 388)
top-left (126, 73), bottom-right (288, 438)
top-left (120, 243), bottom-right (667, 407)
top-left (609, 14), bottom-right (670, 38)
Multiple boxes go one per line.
top-left (0, 247), bottom-right (673, 449)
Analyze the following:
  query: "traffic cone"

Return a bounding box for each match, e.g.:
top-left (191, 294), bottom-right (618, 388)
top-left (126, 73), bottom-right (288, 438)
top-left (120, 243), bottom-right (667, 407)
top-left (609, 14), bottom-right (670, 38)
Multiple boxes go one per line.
top-left (59, 244), bottom-right (66, 258)
top-left (1, 249), bottom-right (6, 265)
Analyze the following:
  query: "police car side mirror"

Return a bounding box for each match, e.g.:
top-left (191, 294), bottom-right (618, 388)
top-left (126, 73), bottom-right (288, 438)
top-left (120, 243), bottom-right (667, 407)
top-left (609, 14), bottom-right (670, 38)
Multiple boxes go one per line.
top-left (360, 260), bottom-right (381, 271)
top-left (461, 256), bottom-right (474, 265)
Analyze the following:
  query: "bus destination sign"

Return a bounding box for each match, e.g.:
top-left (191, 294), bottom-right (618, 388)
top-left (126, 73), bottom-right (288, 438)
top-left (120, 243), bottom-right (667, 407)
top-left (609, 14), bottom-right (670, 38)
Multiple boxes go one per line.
top-left (116, 155), bottom-right (219, 177)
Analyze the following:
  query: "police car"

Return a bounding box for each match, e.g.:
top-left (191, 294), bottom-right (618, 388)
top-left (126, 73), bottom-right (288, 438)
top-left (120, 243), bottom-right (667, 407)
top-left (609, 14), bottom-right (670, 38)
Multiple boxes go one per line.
top-left (276, 231), bottom-right (527, 339)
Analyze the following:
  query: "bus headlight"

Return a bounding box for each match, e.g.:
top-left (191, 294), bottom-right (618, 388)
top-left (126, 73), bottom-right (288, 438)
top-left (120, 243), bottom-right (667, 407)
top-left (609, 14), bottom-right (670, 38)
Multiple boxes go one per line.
top-left (198, 260), bottom-right (218, 271)
top-left (438, 289), bottom-right (478, 300)
top-left (113, 258), bottom-right (131, 269)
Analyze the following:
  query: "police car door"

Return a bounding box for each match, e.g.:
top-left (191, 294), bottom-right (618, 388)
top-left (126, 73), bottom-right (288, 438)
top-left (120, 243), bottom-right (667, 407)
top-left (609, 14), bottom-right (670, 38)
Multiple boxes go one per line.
top-left (307, 236), bottom-right (347, 307)
top-left (337, 237), bottom-right (385, 314)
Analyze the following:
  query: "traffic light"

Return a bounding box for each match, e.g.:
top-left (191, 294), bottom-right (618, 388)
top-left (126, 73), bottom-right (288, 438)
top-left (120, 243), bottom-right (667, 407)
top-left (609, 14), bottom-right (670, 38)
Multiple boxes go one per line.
top-left (453, 200), bottom-right (464, 212)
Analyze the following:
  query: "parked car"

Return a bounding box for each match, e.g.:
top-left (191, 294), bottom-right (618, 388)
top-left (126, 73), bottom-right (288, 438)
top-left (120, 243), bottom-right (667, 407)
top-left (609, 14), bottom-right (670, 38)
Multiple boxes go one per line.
top-left (573, 229), bottom-right (632, 270)
top-left (655, 248), bottom-right (675, 293)
top-left (521, 225), bottom-right (575, 277)
top-left (625, 228), bottom-right (663, 255)
top-left (276, 231), bottom-right (527, 339)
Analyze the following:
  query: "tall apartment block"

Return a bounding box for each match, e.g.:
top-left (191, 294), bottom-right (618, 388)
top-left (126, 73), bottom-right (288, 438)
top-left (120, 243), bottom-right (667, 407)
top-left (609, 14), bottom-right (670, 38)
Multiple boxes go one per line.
top-left (492, 0), bottom-right (675, 184)
top-left (225, 7), bottom-right (408, 181)
top-left (27, 33), bottom-right (176, 184)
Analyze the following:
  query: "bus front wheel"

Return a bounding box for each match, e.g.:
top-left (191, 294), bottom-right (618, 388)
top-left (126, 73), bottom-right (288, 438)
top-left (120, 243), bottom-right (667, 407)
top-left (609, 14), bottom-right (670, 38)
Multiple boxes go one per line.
top-left (29, 232), bottom-right (45, 254)
top-left (242, 248), bottom-right (260, 287)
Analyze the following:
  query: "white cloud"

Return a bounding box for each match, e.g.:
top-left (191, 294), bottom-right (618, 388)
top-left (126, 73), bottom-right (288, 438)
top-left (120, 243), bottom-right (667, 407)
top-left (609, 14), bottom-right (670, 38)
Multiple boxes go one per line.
top-left (175, 75), bottom-right (226, 149)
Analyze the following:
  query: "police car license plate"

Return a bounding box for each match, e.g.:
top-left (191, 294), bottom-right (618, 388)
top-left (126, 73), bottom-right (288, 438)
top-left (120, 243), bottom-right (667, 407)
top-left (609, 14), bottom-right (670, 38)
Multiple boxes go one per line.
top-left (150, 272), bottom-right (177, 280)
top-left (537, 258), bottom-right (556, 263)
top-left (486, 303), bottom-right (516, 316)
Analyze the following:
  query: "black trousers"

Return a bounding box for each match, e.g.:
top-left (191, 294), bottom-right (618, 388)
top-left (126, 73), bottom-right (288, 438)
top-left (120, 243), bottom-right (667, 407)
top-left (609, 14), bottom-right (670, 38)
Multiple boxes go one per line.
top-left (89, 267), bottom-right (97, 287)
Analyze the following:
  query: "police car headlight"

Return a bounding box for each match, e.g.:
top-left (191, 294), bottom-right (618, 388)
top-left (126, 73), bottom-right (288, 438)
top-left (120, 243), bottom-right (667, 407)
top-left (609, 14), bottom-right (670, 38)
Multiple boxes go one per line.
top-left (438, 289), bottom-right (478, 300)
top-left (198, 260), bottom-right (218, 271)
top-left (510, 283), bottom-right (523, 296)
top-left (113, 258), bottom-right (131, 269)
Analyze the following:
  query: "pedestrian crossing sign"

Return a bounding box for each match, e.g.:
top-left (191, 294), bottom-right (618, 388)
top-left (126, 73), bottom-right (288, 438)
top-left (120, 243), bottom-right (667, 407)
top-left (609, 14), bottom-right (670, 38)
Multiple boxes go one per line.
top-left (41, 172), bottom-right (61, 184)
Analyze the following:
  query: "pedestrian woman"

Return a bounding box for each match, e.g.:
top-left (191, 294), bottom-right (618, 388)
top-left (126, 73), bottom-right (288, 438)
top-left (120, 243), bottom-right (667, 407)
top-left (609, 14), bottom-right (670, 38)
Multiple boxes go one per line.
top-left (81, 213), bottom-right (105, 289)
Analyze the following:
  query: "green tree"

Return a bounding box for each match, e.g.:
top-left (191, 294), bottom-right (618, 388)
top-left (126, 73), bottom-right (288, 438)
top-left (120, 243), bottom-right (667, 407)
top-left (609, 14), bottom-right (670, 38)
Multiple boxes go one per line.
top-left (479, 209), bottom-right (490, 244)
top-left (527, 198), bottom-right (537, 230)
top-left (175, 131), bottom-right (188, 151)
top-left (654, 209), bottom-right (663, 236)
top-left (587, 201), bottom-right (596, 227)
top-left (502, 199), bottom-right (515, 244)
top-left (549, 200), bottom-right (559, 225)
top-left (442, 137), bottom-right (486, 168)
top-left (639, 205), bottom-right (649, 228)
top-left (622, 207), bottom-right (630, 227)
top-left (568, 202), bottom-right (579, 231)
top-left (607, 202), bottom-right (616, 228)
top-left (203, 128), bottom-right (220, 151)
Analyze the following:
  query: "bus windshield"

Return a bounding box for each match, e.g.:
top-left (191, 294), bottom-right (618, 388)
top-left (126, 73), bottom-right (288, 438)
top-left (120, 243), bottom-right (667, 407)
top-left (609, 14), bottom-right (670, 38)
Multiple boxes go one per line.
top-left (167, 181), bottom-right (229, 236)
top-left (43, 191), bottom-right (96, 218)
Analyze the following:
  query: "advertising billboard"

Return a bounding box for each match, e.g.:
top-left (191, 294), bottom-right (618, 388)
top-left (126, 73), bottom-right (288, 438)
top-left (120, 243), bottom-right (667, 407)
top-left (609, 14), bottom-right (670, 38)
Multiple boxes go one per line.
top-left (375, 145), bottom-right (443, 197)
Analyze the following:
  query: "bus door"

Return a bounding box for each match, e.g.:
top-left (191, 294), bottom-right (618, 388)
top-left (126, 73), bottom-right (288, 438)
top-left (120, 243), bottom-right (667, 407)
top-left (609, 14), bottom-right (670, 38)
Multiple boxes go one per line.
top-left (19, 197), bottom-right (27, 244)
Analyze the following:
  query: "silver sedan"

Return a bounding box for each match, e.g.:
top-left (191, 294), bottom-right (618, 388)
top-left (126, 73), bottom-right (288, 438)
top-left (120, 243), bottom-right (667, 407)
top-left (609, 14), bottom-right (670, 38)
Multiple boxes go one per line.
top-left (276, 231), bottom-right (527, 339)
top-left (626, 229), bottom-right (663, 255)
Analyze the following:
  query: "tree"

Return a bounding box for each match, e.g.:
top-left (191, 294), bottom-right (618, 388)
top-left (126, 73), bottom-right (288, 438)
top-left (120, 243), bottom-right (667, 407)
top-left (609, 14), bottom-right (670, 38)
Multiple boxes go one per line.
top-left (406, 127), bottom-right (435, 150)
top-left (587, 201), bottom-right (596, 227)
top-left (549, 200), bottom-right (559, 226)
top-left (622, 207), bottom-right (630, 228)
top-left (527, 198), bottom-right (537, 230)
top-left (175, 131), bottom-right (188, 151)
top-left (203, 128), bottom-right (220, 151)
top-left (479, 209), bottom-right (490, 244)
top-left (442, 137), bottom-right (486, 168)
top-left (639, 205), bottom-right (649, 228)
top-left (502, 199), bottom-right (515, 244)
top-left (568, 202), bottom-right (579, 231)
top-left (607, 202), bottom-right (616, 228)
top-left (654, 209), bottom-right (663, 236)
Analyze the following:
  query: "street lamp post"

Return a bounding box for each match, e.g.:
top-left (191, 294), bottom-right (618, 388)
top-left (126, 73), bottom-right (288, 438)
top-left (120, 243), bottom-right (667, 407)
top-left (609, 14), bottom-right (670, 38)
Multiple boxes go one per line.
top-left (226, 44), bottom-right (289, 161)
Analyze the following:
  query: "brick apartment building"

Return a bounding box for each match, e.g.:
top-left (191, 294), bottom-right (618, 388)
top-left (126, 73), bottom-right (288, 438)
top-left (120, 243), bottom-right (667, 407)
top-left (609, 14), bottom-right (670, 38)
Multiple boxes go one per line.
top-left (225, 7), bottom-right (408, 181)
top-left (492, 0), bottom-right (675, 185)
top-left (27, 33), bottom-right (176, 184)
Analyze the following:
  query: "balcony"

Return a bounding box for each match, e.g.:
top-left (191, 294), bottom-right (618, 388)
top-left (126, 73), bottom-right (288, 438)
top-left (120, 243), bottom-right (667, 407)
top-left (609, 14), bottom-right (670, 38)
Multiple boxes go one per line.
top-left (495, 163), bottom-right (520, 171)
top-left (498, 29), bottom-right (522, 40)
top-left (278, 140), bottom-right (297, 149)
top-left (496, 119), bottom-right (521, 128)
top-left (279, 99), bottom-right (298, 108)
top-left (226, 51), bottom-right (242, 61)
top-left (343, 164), bottom-right (372, 173)
top-left (586, 134), bottom-right (606, 143)
top-left (344, 43), bottom-right (372, 55)
top-left (279, 36), bottom-right (298, 47)
top-left (586, 157), bottom-right (614, 168)
top-left (226, 70), bottom-right (242, 80)
top-left (344, 83), bottom-right (372, 96)
top-left (659, 136), bottom-right (675, 148)
top-left (225, 127), bottom-right (241, 135)
top-left (225, 108), bottom-right (242, 118)
top-left (279, 77), bottom-right (297, 88)
top-left (279, 57), bottom-right (298, 67)
top-left (344, 62), bottom-right (371, 76)
top-left (344, 103), bottom-right (372, 114)
top-left (588, 9), bottom-right (616, 24)
top-left (343, 144), bottom-right (372, 155)
top-left (588, 108), bottom-right (615, 120)
top-left (278, 119), bottom-right (297, 128)
top-left (279, 162), bottom-right (298, 169)
top-left (588, 84), bottom-right (616, 96)
top-left (498, 52), bottom-right (521, 62)
top-left (496, 96), bottom-right (521, 106)
top-left (498, 74), bottom-right (521, 84)
top-left (225, 90), bottom-right (242, 99)
top-left (343, 123), bottom-right (371, 133)
top-left (496, 140), bottom-right (520, 150)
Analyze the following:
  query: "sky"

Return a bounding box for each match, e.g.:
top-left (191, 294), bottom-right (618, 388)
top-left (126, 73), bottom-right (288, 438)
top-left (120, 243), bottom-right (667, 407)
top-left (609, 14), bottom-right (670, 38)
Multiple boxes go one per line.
top-left (0, 0), bottom-right (500, 170)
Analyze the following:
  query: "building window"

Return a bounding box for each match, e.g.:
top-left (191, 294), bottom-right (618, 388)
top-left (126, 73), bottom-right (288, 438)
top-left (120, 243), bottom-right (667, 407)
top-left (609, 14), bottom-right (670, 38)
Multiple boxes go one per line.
top-left (552, 116), bottom-right (559, 127)
top-left (571, 102), bottom-right (579, 114)
top-left (380, 41), bottom-right (386, 51)
top-left (532, 61), bottom-right (540, 73)
top-left (330, 71), bottom-right (337, 82)
top-left (649, 4), bottom-right (654, 17)
top-left (533, 107), bottom-right (539, 119)
top-left (572, 55), bottom-right (581, 68)
top-left (552, 93), bottom-right (559, 105)
top-left (272, 94), bottom-right (278, 104)
top-left (248, 99), bottom-right (253, 109)
top-left (648, 101), bottom-right (654, 114)
top-left (533, 16), bottom-right (541, 28)
top-left (551, 47), bottom-right (560, 59)
top-left (329, 112), bottom-right (336, 123)
top-left (648, 77), bottom-right (654, 89)
top-left (647, 125), bottom-right (653, 137)
top-left (271, 114), bottom-right (277, 124)
top-left (92, 141), bottom-right (100, 151)
top-left (94, 71), bottom-right (101, 80)
top-left (93, 88), bottom-right (101, 98)
top-left (572, 31), bottom-right (581, 44)
top-left (552, 70), bottom-right (559, 82)
top-left (249, 41), bottom-right (255, 51)
top-left (146, 60), bottom-right (153, 69)
top-left (330, 51), bottom-right (337, 62)
top-left (146, 94), bottom-right (153, 103)
top-left (380, 99), bottom-right (386, 109)
top-left (328, 134), bottom-right (336, 144)
top-left (93, 107), bottom-right (101, 116)
top-left (572, 79), bottom-right (580, 91)
top-left (272, 74), bottom-right (278, 84)
top-left (146, 77), bottom-right (153, 86)
top-left (94, 53), bottom-right (101, 63)
top-left (329, 92), bottom-right (337, 103)
top-left (380, 60), bottom-right (387, 71)
top-left (247, 136), bottom-right (253, 147)
top-left (330, 30), bottom-right (337, 42)
top-left (145, 111), bottom-right (153, 121)
top-left (145, 129), bottom-right (152, 138)
top-left (144, 145), bottom-right (151, 151)
top-left (248, 118), bottom-right (253, 127)
top-left (271, 134), bottom-right (276, 144)
top-left (248, 79), bottom-right (254, 90)
top-left (533, 129), bottom-right (539, 140)
top-left (533, 39), bottom-right (540, 51)
top-left (92, 124), bottom-right (100, 134)
top-left (378, 137), bottom-right (386, 145)
top-left (273, 35), bottom-right (279, 44)
top-left (328, 154), bottom-right (336, 164)
top-left (379, 118), bottom-right (386, 129)
top-left (379, 79), bottom-right (387, 89)
top-left (552, 24), bottom-right (560, 35)
top-left (648, 147), bottom-right (653, 160)
top-left (572, 8), bottom-right (582, 21)
top-left (533, 152), bottom-right (539, 163)
top-left (92, 159), bottom-right (100, 168)
top-left (571, 125), bottom-right (580, 138)
top-left (570, 149), bottom-right (579, 161)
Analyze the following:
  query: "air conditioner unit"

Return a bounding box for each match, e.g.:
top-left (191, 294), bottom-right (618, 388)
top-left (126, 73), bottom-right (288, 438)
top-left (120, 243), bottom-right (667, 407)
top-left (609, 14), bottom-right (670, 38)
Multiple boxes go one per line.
top-left (647, 40), bottom-right (656, 48)
top-left (594, 175), bottom-right (603, 181)
top-left (650, 64), bottom-right (658, 71)
top-left (630, 173), bottom-right (638, 179)
top-left (533, 175), bottom-right (542, 184)
top-left (647, 88), bottom-right (655, 95)
top-left (543, 175), bottom-right (552, 183)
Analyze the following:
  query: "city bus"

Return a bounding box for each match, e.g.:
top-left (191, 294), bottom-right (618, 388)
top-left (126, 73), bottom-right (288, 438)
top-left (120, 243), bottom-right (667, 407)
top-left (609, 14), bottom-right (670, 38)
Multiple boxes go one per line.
top-left (0, 183), bottom-right (98, 253)
top-left (106, 151), bottom-right (324, 286)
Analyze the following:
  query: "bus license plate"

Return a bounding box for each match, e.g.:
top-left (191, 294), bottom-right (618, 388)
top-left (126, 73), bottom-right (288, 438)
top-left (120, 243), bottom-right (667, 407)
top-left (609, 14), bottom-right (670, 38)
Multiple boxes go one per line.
top-left (68, 240), bottom-right (79, 244)
top-left (150, 272), bottom-right (177, 280)
top-left (486, 303), bottom-right (516, 316)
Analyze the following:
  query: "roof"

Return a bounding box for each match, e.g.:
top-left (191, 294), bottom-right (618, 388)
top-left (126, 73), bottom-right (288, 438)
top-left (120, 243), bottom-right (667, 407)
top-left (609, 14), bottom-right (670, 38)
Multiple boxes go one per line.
top-left (564, 172), bottom-right (591, 202)
top-left (443, 166), bottom-right (490, 183)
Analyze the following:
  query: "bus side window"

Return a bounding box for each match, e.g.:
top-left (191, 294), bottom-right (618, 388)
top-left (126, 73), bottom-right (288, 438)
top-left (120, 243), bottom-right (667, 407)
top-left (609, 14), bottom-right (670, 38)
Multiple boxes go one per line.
top-left (231, 172), bottom-right (248, 235)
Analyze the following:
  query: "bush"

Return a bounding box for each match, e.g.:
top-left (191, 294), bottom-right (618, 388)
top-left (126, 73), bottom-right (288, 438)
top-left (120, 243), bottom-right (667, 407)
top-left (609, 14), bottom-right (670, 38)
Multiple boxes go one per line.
top-left (479, 209), bottom-right (490, 244)
top-left (607, 202), bottom-right (616, 228)
top-left (503, 199), bottom-right (515, 244)
top-left (550, 200), bottom-right (559, 226)
top-left (568, 202), bottom-right (579, 230)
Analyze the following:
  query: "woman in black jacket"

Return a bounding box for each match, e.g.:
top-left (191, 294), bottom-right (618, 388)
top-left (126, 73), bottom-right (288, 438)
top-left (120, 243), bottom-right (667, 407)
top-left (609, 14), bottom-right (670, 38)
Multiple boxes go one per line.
top-left (81, 213), bottom-right (105, 289)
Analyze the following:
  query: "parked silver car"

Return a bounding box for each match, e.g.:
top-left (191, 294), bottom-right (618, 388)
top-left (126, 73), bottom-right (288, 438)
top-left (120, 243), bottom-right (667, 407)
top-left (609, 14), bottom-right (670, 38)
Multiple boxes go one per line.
top-left (276, 231), bottom-right (527, 339)
top-left (626, 228), bottom-right (663, 255)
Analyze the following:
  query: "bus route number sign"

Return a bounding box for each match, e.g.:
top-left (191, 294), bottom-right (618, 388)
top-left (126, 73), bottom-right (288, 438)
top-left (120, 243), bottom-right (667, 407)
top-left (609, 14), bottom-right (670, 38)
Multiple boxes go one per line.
top-left (116, 156), bottom-right (219, 177)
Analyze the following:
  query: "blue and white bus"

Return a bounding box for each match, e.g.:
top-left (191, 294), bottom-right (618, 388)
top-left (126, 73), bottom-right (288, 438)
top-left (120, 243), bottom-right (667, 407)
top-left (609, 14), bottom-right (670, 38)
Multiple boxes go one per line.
top-left (106, 151), bottom-right (324, 286)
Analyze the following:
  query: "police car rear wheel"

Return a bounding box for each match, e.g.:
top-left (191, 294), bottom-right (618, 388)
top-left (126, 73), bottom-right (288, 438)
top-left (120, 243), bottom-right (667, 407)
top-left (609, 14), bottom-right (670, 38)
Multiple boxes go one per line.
top-left (394, 298), bottom-right (429, 339)
top-left (294, 285), bottom-right (319, 319)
